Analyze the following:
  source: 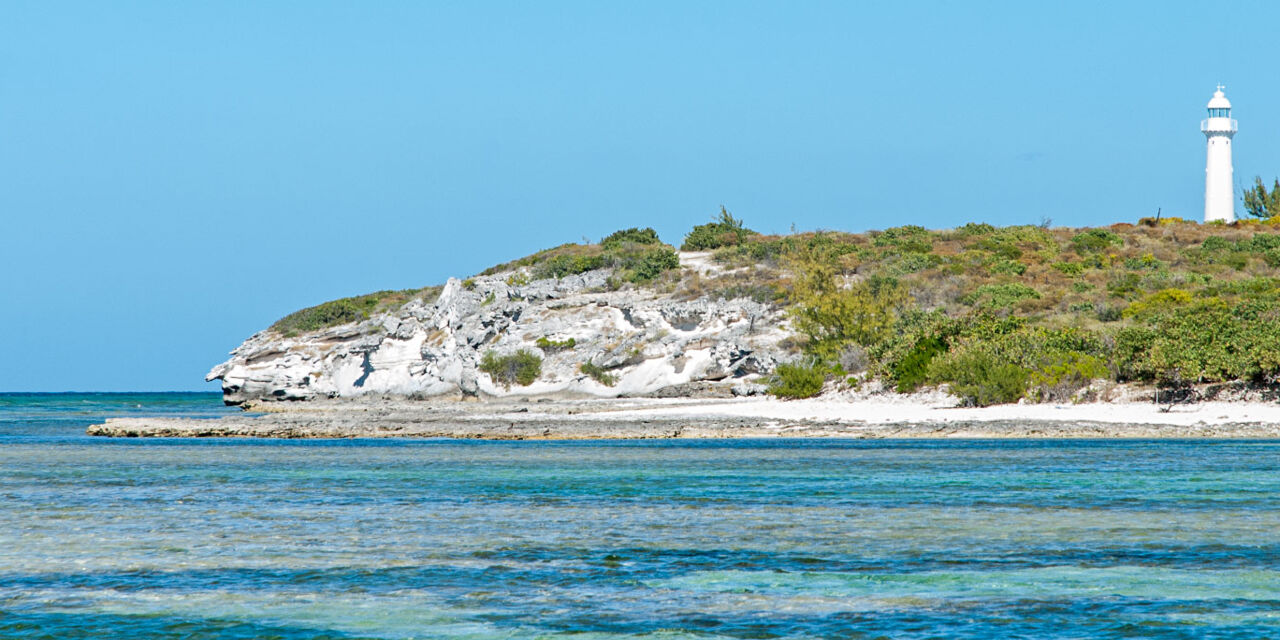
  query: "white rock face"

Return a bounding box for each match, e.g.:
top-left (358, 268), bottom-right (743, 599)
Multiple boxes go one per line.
top-left (207, 262), bottom-right (791, 405)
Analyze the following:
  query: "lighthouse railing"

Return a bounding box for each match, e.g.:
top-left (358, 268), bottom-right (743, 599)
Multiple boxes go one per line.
top-left (1201, 118), bottom-right (1239, 133)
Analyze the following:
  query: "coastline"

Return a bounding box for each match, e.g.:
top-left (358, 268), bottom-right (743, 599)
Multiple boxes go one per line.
top-left (86, 394), bottom-right (1280, 439)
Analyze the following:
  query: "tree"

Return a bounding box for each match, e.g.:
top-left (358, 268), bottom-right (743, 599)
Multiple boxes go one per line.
top-left (1242, 176), bottom-right (1280, 219)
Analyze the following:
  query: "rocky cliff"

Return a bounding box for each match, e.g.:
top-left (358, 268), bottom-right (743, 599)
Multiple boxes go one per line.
top-left (207, 254), bottom-right (790, 405)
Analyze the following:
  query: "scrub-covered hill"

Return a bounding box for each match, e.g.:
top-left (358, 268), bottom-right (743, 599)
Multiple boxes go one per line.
top-left (208, 212), bottom-right (1280, 406)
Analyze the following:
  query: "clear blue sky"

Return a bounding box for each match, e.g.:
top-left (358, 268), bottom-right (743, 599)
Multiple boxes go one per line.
top-left (3, 1), bottom-right (1278, 391)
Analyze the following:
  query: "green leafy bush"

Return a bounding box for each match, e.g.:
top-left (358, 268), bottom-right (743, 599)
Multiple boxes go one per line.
top-left (987, 258), bottom-right (1028, 276)
top-left (767, 362), bottom-right (826, 399)
top-left (789, 276), bottom-right (909, 362)
top-left (535, 337), bottom-right (576, 352)
top-left (601, 227), bottom-right (661, 250)
top-left (1122, 288), bottom-right (1192, 319)
top-left (872, 225), bottom-right (934, 253)
top-left (1071, 229), bottom-right (1123, 253)
top-left (1027, 353), bottom-right (1109, 402)
top-left (579, 362), bottom-right (618, 386)
top-left (618, 246), bottom-right (680, 283)
top-left (960, 283), bottom-right (1040, 309)
top-left (271, 287), bottom-right (440, 336)
top-left (533, 253), bottom-right (608, 279)
top-left (479, 350), bottom-right (543, 388)
top-left (892, 336), bottom-right (947, 392)
top-left (1112, 298), bottom-right (1280, 384)
top-left (929, 350), bottom-right (1029, 407)
top-left (1053, 261), bottom-right (1085, 276)
top-left (682, 207), bottom-right (757, 250)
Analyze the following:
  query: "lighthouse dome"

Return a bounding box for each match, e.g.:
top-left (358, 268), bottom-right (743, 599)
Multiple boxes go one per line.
top-left (1207, 88), bottom-right (1231, 109)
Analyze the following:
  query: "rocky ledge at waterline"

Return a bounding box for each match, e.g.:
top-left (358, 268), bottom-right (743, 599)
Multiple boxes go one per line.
top-left (207, 254), bottom-right (785, 406)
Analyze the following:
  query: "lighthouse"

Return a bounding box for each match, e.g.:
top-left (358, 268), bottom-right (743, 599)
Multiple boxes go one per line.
top-left (1202, 85), bottom-right (1238, 223)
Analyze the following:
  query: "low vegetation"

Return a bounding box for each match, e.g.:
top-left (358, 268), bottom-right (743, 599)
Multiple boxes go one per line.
top-left (579, 362), bottom-right (619, 386)
top-left (535, 336), bottom-right (577, 353)
top-left (766, 361), bottom-right (826, 399)
top-left (482, 226), bottom-right (680, 285)
top-left (271, 287), bottom-right (442, 336)
top-left (681, 207), bottom-right (759, 251)
top-left (268, 209), bottom-right (1280, 407)
top-left (751, 217), bottom-right (1280, 404)
top-left (479, 350), bottom-right (542, 388)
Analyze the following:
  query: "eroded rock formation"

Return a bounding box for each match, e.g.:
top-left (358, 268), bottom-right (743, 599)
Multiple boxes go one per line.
top-left (207, 260), bottom-right (790, 405)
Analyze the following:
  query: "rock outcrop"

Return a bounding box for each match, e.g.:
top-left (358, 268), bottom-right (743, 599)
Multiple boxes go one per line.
top-left (207, 257), bottom-right (791, 405)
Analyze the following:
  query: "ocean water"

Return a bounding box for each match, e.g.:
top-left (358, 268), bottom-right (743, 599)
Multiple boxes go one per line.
top-left (2, 394), bottom-right (1279, 638)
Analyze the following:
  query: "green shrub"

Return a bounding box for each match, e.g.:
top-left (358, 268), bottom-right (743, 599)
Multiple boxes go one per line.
top-left (602, 227), bottom-right (661, 250)
top-left (579, 362), bottom-right (618, 386)
top-left (1027, 353), bottom-right (1109, 402)
top-left (872, 225), bottom-right (934, 253)
top-left (1053, 261), bottom-right (1085, 276)
top-left (788, 275), bottom-right (909, 362)
top-left (682, 207), bottom-right (757, 250)
top-left (1112, 298), bottom-right (1280, 384)
top-left (1071, 229), bottom-right (1123, 253)
top-left (767, 362), bottom-right (826, 399)
top-left (887, 252), bottom-right (943, 275)
top-left (929, 350), bottom-right (1029, 407)
top-left (479, 350), bottom-right (543, 388)
top-left (956, 222), bottom-right (997, 236)
top-left (533, 253), bottom-right (608, 279)
top-left (619, 246), bottom-right (680, 283)
top-left (892, 336), bottom-right (947, 392)
top-left (987, 257), bottom-right (1028, 276)
top-left (506, 271), bottom-right (531, 286)
top-left (271, 287), bottom-right (440, 336)
top-left (1124, 253), bottom-right (1164, 271)
top-left (960, 283), bottom-right (1040, 309)
top-left (1122, 288), bottom-right (1192, 319)
top-left (535, 336), bottom-right (576, 352)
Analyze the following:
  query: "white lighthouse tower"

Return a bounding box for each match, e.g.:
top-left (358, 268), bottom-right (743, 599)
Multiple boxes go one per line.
top-left (1202, 85), bottom-right (1238, 223)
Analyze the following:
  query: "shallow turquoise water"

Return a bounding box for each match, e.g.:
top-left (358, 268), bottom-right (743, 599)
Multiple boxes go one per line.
top-left (3, 393), bottom-right (1280, 638)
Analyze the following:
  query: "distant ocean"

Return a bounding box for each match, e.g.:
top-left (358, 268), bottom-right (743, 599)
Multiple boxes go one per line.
top-left (3, 393), bottom-right (1279, 639)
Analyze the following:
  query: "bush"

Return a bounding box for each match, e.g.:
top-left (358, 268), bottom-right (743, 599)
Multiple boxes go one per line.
top-left (602, 227), bottom-right (661, 250)
top-left (620, 246), bottom-right (680, 283)
top-left (479, 350), bottom-right (543, 388)
top-left (1122, 288), bottom-right (1192, 319)
top-left (893, 336), bottom-right (947, 392)
top-left (767, 362), bottom-right (826, 399)
top-left (1052, 261), bottom-right (1085, 276)
top-left (872, 225), bottom-right (934, 253)
top-left (1071, 229), bottom-right (1122, 253)
top-left (579, 362), bottom-right (618, 386)
top-left (682, 207), bottom-right (757, 250)
top-left (1027, 353), bottom-right (1109, 402)
top-left (929, 350), bottom-right (1029, 407)
top-left (1112, 298), bottom-right (1280, 384)
top-left (271, 287), bottom-right (440, 336)
top-left (533, 253), bottom-right (608, 279)
top-left (535, 337), bottom-right (576, 353)
top-left (788, 276), bottom-right (909, 362)
top-left (960, 283), bottom-right (1040, 309)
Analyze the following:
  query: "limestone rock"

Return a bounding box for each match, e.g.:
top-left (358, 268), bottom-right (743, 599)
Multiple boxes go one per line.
top-left (207, 258), bottom-right (793, 405)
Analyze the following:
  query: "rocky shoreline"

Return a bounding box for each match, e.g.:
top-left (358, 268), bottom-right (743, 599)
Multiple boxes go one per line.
top-left (86, 396), bottom-right (1280, 440)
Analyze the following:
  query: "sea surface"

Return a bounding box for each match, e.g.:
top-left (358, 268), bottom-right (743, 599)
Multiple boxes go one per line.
top-left (2, 393), bottom-right (1279, 638)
